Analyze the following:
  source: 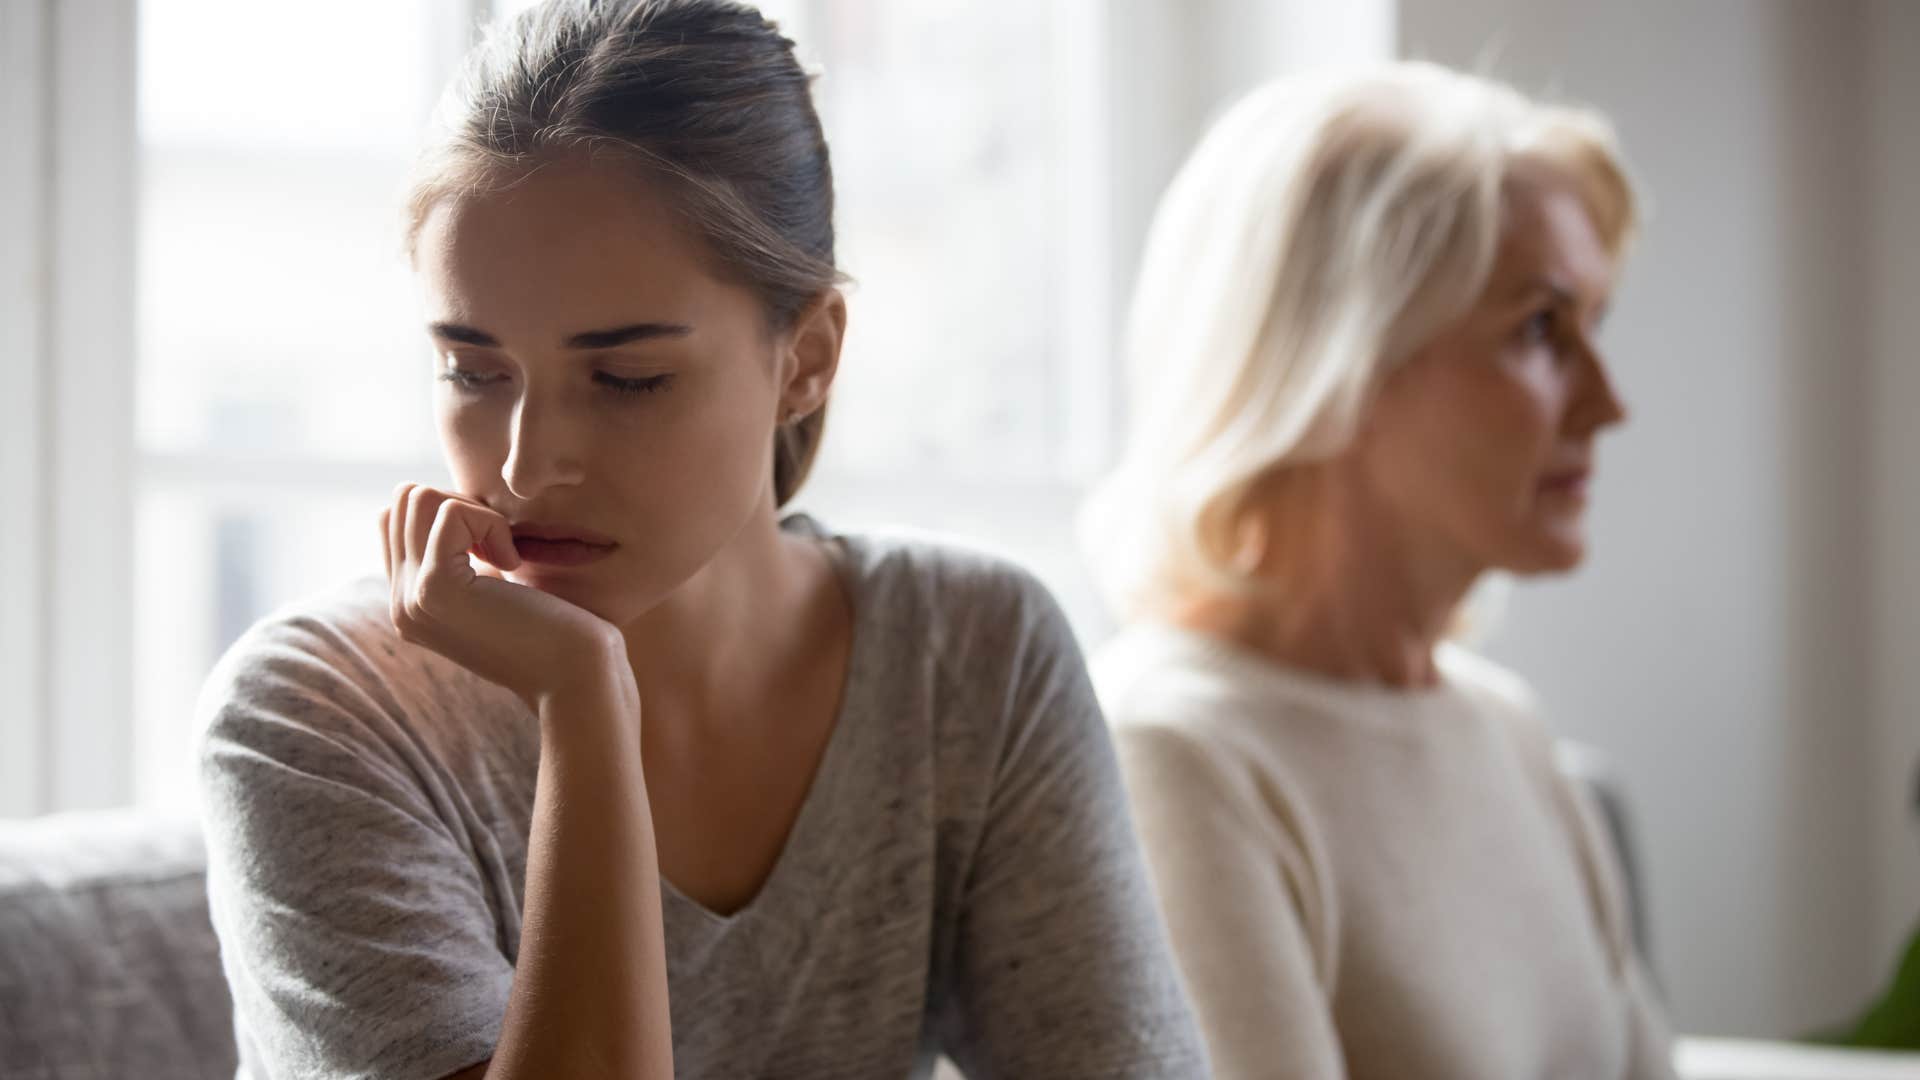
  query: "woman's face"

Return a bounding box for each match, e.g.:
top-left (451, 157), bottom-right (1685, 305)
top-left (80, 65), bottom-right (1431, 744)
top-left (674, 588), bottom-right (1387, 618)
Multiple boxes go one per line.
top-left (1353, 169), bottom-right (1627, 576)
top-left (412, 161), bottom-right (835, 625)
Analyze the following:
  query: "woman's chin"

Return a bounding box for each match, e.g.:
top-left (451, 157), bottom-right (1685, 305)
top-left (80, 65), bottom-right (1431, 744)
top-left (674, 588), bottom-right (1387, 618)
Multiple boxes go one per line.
top-left (1501, 531), bottom-right (1588, 576)
top-left (507, 570), bottom-right (614, 616)
top-left (1478, 514), bottom-right (1590, 575)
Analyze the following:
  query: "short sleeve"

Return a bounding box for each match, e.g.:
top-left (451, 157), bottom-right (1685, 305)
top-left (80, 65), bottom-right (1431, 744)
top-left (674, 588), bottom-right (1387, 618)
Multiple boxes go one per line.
top-left (932, 576), bottom-right (1211, 1079)
top-left (196, 624), bottom-right (512, 1080)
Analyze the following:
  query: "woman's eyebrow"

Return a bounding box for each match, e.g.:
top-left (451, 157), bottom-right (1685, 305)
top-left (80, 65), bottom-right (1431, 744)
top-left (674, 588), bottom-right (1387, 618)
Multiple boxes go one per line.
top-left (1509, 275), bottom-right (1575, 305)
top-left (565, 323), bottom-right (694, 349)
top-left (1494, 276), bottom-right (1583, 318)
top-left (425, 322), bottom-right (695, 349)
top-left (428, 322), bottom-right (500, 347)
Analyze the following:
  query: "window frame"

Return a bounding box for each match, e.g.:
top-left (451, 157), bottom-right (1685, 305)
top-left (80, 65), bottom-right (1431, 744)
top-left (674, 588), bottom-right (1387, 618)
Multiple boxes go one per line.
top-left (2, 0), bottom-right (139, 816)
top-left (0, 0), bottom-right (52, 818)
top-left (8, 0), bottom-right (1389, 815)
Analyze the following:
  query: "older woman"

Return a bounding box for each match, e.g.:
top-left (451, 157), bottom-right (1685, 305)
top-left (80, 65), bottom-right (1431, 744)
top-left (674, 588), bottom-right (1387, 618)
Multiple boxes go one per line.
top-left (1084, 63), bottom-right (1676, 1079)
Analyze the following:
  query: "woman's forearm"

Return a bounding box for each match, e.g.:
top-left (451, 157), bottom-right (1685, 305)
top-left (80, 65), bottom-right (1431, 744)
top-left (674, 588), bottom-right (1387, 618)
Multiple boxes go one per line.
top-left (486, 668), bottom-right (672, 1078)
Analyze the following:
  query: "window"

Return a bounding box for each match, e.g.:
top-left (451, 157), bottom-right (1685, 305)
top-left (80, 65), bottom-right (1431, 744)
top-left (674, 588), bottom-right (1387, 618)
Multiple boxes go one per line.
top-left (134, 0), bottom-right (462, 808)
top-left (126, 0), bottom-right (1113, 810)
top-left (10, 0), bottom-right (1380, 817)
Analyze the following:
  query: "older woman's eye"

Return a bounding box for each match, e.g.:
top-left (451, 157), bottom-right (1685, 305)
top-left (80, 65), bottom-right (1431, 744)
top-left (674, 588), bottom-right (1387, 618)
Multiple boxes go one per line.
top-left (1520, 308), bottom-right (1558, 343)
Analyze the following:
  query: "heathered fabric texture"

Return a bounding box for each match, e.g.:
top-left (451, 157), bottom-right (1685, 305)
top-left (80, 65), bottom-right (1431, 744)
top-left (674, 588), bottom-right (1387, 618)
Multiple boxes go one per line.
top-left (198, 519), bottom-right (1208, 1080)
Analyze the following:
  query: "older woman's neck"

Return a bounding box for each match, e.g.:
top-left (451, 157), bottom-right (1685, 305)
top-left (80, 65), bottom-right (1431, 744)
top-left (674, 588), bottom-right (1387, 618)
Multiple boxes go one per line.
top-left (1167, 498), bottom-right (1482, 690)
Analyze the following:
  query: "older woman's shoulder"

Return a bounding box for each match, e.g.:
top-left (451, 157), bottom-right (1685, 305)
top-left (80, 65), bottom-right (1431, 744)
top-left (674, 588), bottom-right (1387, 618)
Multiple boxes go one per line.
top-left (1435, 645), bottom-right (1576, 774)
top-left (1437, 643), bottom-right (1544, 719)
top-left (1092, 626), bottom-right (1227, 719)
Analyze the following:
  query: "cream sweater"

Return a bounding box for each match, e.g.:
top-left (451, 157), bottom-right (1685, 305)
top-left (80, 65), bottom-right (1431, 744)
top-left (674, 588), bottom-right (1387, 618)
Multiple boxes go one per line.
top-left (1097, 624), bottom-right (1676, 1080)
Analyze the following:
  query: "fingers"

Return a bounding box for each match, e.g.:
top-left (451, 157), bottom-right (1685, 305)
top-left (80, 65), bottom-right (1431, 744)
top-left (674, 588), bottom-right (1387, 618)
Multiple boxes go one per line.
top-left (387, 482), bottom-right (411, 584)
top-left (434, 493), bottom-right (521, 573)
top-left (385, 482), bottom-right (466, 625)
top-left (473, 509), bottom-right (521, 571)
top-left (388, 485), bottom-right (523, 625)
top-left (415, 499), bottom-right (477, 611)
top-left (404, 485), bottom-right (449, 570)
top-left (419, 496), bottom-right (517, 585)
top-left (377, 507), bottom-right (393, 581)
top-left (385, 483), bottom-right (414, 624)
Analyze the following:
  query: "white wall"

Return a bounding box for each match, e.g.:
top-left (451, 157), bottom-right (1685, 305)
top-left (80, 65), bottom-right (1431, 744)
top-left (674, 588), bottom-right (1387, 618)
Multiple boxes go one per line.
top-left (1399, 0), bottom-right (1900, 1037)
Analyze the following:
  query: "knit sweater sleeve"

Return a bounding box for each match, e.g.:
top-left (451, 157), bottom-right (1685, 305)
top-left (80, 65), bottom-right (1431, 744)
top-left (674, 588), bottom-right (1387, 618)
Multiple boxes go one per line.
top-left (1115, 720), bottom-right (1347, 1080)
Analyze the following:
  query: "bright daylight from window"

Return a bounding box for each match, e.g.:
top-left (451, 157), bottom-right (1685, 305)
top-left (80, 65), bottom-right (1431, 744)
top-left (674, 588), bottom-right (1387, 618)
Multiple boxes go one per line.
top-left (134, 0), bottom-right (1099, 808)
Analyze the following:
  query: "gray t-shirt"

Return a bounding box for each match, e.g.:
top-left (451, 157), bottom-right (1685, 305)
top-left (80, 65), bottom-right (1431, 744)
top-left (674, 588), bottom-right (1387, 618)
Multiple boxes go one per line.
top-left (196, 519), bottom-right (1208, 1080)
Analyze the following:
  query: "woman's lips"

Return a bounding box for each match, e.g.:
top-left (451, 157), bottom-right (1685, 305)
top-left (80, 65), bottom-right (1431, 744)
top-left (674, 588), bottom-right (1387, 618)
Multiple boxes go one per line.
top-left (1538, 468), bottom-right (1592, 498)
top-left (510, 524), bottom-right (618, 567)
top-left (512, 538), bottom-right (617, 567)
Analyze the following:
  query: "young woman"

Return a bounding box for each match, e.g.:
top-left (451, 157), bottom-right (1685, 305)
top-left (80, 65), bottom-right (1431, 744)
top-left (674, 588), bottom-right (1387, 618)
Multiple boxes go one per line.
top-left (195, 2), bottom-right (1206, 1077)
top-left (1084, 64), bottom-right (1677, 1079)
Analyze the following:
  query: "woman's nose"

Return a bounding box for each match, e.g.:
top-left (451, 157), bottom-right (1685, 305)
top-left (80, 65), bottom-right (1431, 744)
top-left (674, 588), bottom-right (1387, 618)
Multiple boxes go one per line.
top-left (501, 391), bottom-right (587, 499)
top-left (1572, 341), bottom-right (1628, 434)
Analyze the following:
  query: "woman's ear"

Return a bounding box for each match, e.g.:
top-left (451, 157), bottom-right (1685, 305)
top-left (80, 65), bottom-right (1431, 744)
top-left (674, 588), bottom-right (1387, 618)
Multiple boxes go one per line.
top-left (779, 288), bottom-right (846, 421)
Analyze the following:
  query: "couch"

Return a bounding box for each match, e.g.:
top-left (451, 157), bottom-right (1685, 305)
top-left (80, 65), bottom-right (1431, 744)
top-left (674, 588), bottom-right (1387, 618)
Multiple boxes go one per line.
top-left (0, 748), bottom-right (1649, 1080)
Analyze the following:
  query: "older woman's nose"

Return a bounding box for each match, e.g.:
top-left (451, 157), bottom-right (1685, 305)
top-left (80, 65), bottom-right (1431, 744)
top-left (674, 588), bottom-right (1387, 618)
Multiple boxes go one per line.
top-left (1571, 342), bottom-right (1628, 434)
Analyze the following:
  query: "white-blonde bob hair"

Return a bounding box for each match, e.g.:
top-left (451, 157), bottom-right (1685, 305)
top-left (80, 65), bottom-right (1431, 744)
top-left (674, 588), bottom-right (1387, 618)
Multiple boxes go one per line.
top-left (1082, 62), bottom-right (1638, 617)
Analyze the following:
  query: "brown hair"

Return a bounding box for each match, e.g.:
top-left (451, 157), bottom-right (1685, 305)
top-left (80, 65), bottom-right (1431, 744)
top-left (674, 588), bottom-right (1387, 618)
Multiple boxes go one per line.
top-left (408, 0), bottom-right (842, 506)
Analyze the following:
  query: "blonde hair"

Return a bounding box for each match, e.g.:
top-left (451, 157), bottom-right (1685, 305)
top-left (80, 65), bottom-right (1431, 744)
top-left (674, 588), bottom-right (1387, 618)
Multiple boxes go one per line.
top-left (1082, 62), bottom-right (1638, 616)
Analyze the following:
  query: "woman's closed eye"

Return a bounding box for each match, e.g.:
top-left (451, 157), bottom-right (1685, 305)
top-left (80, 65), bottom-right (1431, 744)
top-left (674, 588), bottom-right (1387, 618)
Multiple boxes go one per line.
top-left (436, 365), bottom-right (675, 397)
top-left (440, 366), bottom-right (508, 391)
top-left (594, 371), bottom-right (675, 395)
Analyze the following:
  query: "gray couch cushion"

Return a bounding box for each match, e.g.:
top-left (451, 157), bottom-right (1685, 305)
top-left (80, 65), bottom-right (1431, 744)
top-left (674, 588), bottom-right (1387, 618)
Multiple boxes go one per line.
top-left (0, 809), bottom-right (235, 1080)
top-left (0, 750), bottom-right (1651, 1079)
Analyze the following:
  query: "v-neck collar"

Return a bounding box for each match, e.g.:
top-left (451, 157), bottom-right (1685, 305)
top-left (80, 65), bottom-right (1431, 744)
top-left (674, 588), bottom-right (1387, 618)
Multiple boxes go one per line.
top-left (659, 515), bottom-right (868, 930)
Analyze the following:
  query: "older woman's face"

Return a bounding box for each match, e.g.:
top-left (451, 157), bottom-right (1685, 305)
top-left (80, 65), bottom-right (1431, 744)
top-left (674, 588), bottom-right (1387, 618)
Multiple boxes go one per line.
top-left (1355, 170), bottom-right (1627, 576)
